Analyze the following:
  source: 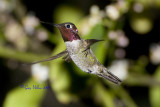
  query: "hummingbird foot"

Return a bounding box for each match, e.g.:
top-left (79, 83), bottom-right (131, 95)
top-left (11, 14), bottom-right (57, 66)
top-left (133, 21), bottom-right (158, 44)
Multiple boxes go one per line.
top-left (87, 69), bottom-right (92, 73)
top-left (63, 53), bottom-right (72, 62)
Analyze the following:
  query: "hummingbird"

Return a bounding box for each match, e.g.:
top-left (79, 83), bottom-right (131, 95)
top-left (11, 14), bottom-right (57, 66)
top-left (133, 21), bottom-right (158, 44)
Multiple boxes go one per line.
top-left (29, 22), bottom-right (121, 84)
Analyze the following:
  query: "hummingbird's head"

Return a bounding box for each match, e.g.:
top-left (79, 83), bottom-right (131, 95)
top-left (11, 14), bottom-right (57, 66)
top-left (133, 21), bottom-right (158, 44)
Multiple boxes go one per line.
top-left (54, 22), bottom-right (81, 42)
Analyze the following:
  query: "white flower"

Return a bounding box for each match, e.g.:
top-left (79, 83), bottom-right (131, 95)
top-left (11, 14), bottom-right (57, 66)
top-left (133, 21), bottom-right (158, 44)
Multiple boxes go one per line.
top-left (89, 5), bottom-right (103, 26)
top-left (117, 0), bottom-right (129, 13)
top-left (108, 30), bottom-right (129, 47)
top-left (115, 48), bottom-right (126, 58)
top-left (5, 20), bottom-right (24, 42)
top-left (116, 33), bottom-right (129, 47)
top-left (108, 31), bottom-right (118, 40)
top-left (105, 5), bottom-right (120, 20)
top-left (80, 5), bottom-right (104, 35)
top-left (36, 29), bottom-right (48, 41)
top-left (23, 14), bottom-right (39, 35)
top-left (31, 64), bottom-right (49, 82)
top-left (150, 43), bottom-right (160, 65)
top-left (90, 5), bottom-right (100, 16)
top-left (0, 0), bottom-right (9, 12)
top-left (133, 3), bottom-right (143, 13)
top-left (79, 20), bottom-right (91, 35)
top-left (109, 60), bottom-right (128, 80)
top-left (4, 19), bottom-right (27, 50)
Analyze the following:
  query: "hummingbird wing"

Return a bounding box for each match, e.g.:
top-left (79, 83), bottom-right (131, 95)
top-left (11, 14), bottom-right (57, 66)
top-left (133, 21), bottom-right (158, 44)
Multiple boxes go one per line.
top-left (83, 39), bottom-right (104, 52)
top-left (82, 39), bottom-right (104, 56)
top-left (25, 50), bottom-right (68, 65)
top-left (85, 39), bottom-right (104, 45)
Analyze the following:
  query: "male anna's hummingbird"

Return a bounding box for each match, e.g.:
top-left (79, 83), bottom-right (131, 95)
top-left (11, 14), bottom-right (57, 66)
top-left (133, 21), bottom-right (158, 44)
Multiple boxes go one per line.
top-left (29, 22), bottom-right (121, 84)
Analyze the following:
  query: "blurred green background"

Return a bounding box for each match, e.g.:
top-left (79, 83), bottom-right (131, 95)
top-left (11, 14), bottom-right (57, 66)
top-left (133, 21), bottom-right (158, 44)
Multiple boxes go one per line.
top-left (1, 0), bottom-right (160, 107)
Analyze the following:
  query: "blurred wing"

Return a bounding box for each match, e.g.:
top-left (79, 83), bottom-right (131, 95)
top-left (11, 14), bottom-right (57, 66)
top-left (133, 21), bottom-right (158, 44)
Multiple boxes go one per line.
top-left (24, 50), bottom-right (68, 65)
top-left (83, 39), bottom-right (104, 51)
top-left (85, 39), bottom-right (104, 47)
top-left (82, 39), bottom-right (104, 55)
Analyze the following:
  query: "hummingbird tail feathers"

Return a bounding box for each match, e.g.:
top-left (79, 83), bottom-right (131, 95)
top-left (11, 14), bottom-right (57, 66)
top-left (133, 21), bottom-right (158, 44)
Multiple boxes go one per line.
top-left (98, 69), bottom-right (122, 85)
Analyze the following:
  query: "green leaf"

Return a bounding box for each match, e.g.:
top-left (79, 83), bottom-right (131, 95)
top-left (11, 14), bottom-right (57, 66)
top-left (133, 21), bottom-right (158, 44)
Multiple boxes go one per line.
top-left (93, 81), bottom-right (115, 107)
top-left (84, 23), bottom-right (105, 39)
top-left (54, 5), bottom-right (84, 26)
top-left (3, 78), bottom-right (46, 107)
top-left (49, 43), bottom-right (73, 104)
top-left (0, 45), bottom-right (48, 63)
top-left (150, 66), bottom-right (160, 107)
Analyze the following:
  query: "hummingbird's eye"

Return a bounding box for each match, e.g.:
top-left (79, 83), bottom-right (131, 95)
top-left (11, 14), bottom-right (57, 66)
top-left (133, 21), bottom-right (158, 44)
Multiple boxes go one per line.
top-left (65, 24), bottom-right (72, 29)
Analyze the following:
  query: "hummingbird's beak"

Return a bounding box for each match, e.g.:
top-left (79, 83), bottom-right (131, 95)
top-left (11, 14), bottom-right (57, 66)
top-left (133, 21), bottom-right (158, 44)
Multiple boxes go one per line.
top-left (40, 21), bottom-right (60, 28)
top-left (53, 24), bottom-right (60, 28)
